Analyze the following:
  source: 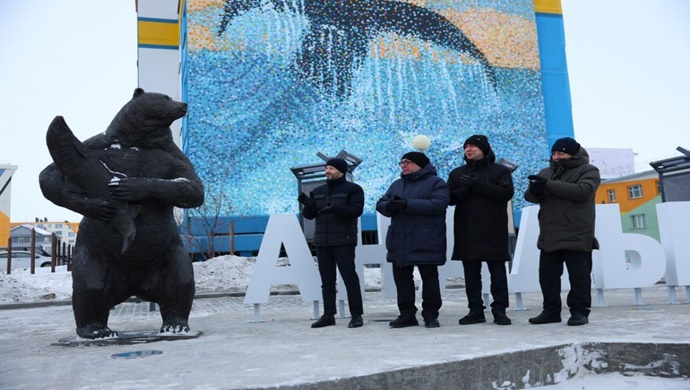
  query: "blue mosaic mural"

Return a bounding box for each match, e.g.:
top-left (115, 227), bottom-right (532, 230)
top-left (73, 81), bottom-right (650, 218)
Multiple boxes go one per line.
top-left (185, 0), bottom-right (548, 217)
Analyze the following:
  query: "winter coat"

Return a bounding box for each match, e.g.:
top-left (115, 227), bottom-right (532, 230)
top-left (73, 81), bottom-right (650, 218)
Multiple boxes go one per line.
top-left (302, 175), bottom-right (364, 247)
top-left (448, 150), bottom-right (514, 261)
top-left (376, 163), bottom-right (449, 266)
top-left (524, 146), bottom-right (601, 252)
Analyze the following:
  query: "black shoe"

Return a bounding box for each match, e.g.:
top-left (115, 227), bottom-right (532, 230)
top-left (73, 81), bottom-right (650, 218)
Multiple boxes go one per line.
top-left (567, 313), bottom-right (589, 326)
top-left (492, 311), bottom-right (512, 326)
top-left (528, 311), bottom-right (561, 324)
top-left (311, 315), bottom-right (335, 328)
top-left (459, 311), bottom-right (486, 325)
top-left (389, 316), bottom-right (419, 328)
top-left (424, 319), bottom-right (440, 328)
top-left (348, 315), bottom-right (363, 328)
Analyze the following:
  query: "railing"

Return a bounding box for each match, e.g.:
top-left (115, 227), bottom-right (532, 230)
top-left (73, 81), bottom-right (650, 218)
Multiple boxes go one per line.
top-left (3, 232), bottom-right (73, 275)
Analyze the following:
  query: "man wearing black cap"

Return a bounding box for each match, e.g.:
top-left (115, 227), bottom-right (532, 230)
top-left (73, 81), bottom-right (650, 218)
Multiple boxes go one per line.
top-left (298, 158), bottom-right (365, 328)
top-left (448, 135), bottom-right (514, 326)
top-left (525, 137), bottom-right (601, 326)
top-left (376, 151), bottom-right (449, 328)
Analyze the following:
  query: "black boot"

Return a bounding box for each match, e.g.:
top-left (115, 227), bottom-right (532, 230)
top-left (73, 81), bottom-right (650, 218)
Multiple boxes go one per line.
top-left (311, 314), bottom-right (335, 328)
top-left (528, 311), bottom-right (561, 324)
top-left (389, 315), bottom-right (419, 328)
top-left (348, 315), bottom-right (363, 328)
top-left (459, 311), bottom-right (486, 325)
top-left (567, 311), bottom-right (589, 326)
top-left (492, 309), bottom-right (512, 326)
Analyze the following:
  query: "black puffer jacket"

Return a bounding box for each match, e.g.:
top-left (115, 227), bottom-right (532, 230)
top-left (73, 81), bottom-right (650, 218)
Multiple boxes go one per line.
top-left (448, 149), bottom-right (514, 261)
top-left (524, 147), bottom-right (601, 252)
top-left (302, 176), bottom-right (364, 247)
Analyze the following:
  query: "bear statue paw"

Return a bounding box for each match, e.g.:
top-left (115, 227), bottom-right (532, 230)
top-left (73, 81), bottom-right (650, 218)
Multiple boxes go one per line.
top-left (77, 325), bottom-right (118, 340)
top-left (160, 324), bottom-right (190, 334)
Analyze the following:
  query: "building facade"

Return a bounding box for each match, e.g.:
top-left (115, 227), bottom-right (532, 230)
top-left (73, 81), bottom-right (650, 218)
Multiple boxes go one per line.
top-left (136, 0), bottom-right (577, 255)
top-left (10, 220), bottom-right (79, 248)
top-left (595, 171), bottom-right (661, 241)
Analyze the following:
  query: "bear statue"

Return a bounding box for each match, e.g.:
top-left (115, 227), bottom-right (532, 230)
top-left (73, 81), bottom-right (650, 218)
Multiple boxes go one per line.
top-left (39, 88), bottom-right (205, 339)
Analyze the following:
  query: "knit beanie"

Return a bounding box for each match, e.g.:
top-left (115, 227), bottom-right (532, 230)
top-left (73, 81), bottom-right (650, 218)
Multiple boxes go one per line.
top-left (551, 137), bottom-right (581, 156)
top-left (326, 158), bottom-right (348, 174)
top-left (463, 135), bottom-right (491, 156)
top-left (401, 151), bottom-right (429, 168)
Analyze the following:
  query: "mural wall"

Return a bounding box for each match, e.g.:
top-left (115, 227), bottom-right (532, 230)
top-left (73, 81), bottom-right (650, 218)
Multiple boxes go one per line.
top-left (184, 0), bottom-right (548, 216)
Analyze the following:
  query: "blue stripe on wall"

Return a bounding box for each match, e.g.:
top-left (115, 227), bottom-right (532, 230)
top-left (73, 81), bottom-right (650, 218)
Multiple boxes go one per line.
top-left (535, 12), bottom-right (575, 148)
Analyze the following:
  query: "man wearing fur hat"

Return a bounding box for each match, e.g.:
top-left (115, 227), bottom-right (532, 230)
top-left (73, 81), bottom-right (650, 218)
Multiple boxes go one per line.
top-left (525, 137), bottom-right (601, 326)
top-left (376, 152), bottom-right (449, 328)
top-left (448, 135), bottom-right (514, 326)
top-left (299, 158), bottom-right (365, 329)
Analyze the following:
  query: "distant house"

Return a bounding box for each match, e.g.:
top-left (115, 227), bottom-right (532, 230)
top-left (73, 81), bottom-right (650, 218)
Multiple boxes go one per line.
top-left (595, 171), bottom-right (661, 241)
top-left (9, 220), bottom-right (79, 248)
top-left (8, 224), bottom-right (54, 251)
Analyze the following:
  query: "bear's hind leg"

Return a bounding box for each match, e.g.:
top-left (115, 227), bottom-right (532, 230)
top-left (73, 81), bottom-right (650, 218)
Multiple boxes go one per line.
top-left (155, 246), bottom-right (195, 334)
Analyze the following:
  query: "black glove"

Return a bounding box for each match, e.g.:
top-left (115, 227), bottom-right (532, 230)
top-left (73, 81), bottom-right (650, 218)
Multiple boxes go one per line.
top-left (317, 205), bottom-right (334, 215)
top-left (386, 198), bottom-right (408, 213)
top-left (527, 175), bottom-right (547, 196)
top-left (458, 174), bottom-right (479, 188)
top-left (298, 193), bottom-right (317, 210)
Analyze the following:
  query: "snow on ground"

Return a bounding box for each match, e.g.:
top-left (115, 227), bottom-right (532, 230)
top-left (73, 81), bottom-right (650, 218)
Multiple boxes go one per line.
top-left (0, 255), bottom-right (393, 303)
top-left (536, 371), bottom-right (690, 389)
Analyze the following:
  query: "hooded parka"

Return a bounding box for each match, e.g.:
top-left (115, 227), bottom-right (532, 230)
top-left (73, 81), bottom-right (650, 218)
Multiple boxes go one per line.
top-left (524, 146), bottom-right (601, 252)
top-left (376, 163), bottom-right (449, 267)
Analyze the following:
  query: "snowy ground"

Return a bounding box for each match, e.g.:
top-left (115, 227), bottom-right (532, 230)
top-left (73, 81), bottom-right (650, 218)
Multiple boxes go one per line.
top-left (0, 255), bottom-right (391, 304)
top-left (2, 256), bottom-right (690, 389)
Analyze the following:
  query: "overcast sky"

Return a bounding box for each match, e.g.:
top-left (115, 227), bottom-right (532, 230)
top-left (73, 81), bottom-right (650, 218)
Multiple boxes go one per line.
top-left (0, 0), bottom-right (688, 222)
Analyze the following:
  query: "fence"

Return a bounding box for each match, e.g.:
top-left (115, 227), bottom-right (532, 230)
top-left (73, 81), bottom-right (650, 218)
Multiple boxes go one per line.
top-left (3, 231), bottom-right (73, 275)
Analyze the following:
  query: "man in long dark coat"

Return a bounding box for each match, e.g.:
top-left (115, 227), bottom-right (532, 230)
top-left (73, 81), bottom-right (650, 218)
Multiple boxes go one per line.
top-left (448, 135), bottom-right (514, 326)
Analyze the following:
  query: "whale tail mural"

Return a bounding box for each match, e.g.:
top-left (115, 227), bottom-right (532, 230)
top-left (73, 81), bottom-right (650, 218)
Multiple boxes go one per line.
top-left (218, 0), bottom-right (497, 98)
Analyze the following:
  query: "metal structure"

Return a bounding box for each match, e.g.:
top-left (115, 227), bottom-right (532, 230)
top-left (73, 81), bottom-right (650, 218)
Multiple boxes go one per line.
top-left (650, 147), bottom-right (690, 202)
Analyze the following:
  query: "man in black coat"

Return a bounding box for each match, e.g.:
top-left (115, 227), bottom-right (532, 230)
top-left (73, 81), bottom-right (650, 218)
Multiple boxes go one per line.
top-left (448, 135), bottom-right (514, 326)
top-left (524, 137), bottom-right (600, 326)
top-left (299, 158), bottom-right (365, 328)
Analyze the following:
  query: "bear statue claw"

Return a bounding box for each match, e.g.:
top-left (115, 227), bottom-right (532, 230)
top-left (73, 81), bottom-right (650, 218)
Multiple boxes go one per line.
top-left (77, 325), bottom-right (118, 340)
top-left (160, 324), bottom-right (190, 334)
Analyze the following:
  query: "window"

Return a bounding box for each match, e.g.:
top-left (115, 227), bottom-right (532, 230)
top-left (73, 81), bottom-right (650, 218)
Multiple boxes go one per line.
top-left (55, 223), bottom-right (63, 228)
top-left (628, 184), bottom-right (643, 199)
top-left (631, 214), bottom-right (646, 229)
top-left (607, 189), bottom-right (616, 202)
top-left (17, 237), bottom-right (25, 243)
top-left (656, 180), bottom-right (661, 194)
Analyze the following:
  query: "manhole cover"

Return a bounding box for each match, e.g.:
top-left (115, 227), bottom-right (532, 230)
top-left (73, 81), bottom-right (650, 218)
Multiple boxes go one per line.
top-left (111, 350), bottom-right (163, 359)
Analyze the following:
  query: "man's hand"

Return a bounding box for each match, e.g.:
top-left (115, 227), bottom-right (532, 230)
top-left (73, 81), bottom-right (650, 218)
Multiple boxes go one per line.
top-left (527, 175), bottom-right (547, 196)
top-left (458, 174), bottom-right (479, 188)
top-left (298, 193), bottom-right (317, 210)
top-left (386, 198), bottom-right (408, 213)
top-left (109, 178), bottom-right (150, 201)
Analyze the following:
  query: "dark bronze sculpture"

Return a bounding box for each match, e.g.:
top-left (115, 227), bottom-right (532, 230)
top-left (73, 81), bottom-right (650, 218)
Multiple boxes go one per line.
top-left (40, 88), bottom-right (204, 339)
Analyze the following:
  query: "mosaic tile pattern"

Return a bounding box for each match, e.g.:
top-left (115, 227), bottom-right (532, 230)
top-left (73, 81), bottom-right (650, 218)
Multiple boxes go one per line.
top-left (185, 0), bottom-right (548, 217)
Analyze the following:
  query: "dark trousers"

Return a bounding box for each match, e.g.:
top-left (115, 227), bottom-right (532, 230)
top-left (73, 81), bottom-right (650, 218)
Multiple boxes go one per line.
top-left (316, 244), bottom-right (363, 317)
top-left (463, 260), bottom-right (509, 313)
top-left (392, 264), bottom-right (442, 321)
top-left (539, 250), bottom-right (592, 316)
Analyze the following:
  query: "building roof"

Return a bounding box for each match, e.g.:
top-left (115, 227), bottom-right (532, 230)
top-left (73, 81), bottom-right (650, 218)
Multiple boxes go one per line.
top-left (601, 170), bottom-right (658, 184)
top-left (10, 224), bottom-right (53, 236)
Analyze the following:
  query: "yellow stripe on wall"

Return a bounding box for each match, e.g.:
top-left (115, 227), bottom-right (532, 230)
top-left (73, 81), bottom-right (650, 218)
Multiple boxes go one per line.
top-left (0, 211), bottom-right (9, 248)
top-left (138, 20), bottom-right (180, 47)
top-left (534, 0), bottom-right (562, 14)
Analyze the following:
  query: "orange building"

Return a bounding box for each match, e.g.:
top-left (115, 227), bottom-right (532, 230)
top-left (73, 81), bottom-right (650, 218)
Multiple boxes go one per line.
top-left (595, 171), bottom-right (661, 241)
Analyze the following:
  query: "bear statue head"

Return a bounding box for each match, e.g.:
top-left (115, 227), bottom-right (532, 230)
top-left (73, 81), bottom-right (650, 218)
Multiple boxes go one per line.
top-left (106, 88), bottom-right (188, 145)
